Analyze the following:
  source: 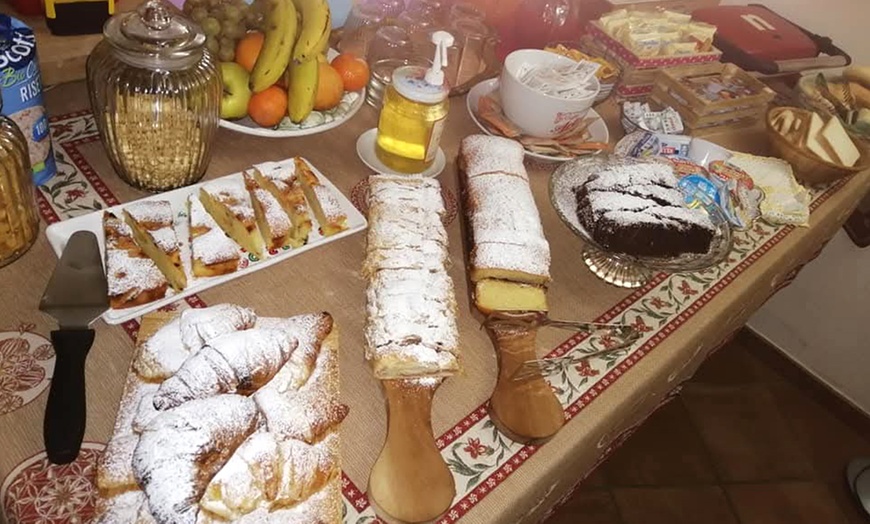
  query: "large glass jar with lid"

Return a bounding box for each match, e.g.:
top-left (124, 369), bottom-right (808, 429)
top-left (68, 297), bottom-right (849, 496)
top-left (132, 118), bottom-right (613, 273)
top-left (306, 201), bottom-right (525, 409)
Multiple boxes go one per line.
top-left (86, 0), bottom-right (221, 192)
top-left (0, 96), bottom-right (38, 267)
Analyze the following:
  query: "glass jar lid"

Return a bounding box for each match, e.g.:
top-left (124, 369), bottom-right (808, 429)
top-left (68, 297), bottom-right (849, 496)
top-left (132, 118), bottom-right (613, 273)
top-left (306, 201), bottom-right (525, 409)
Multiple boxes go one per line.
top-left (103, 0), bottom-right (205, 70)
top-left (392, 65), bottom-right (449, 104)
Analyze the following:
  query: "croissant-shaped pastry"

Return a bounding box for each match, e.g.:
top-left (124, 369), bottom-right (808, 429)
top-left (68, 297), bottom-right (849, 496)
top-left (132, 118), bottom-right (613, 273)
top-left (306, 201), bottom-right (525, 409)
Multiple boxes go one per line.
top-left (133, 317), bottom-right (188, 381)
top-left (133, 395), bottom-right (259, 524)
top-left (132, 392), bottom-right (160, 434)
top-left (199, 431), bottom-right (281, 520)
top-left (228, 477), bottom-right (343, 523)
top-left (97, 433), bottom-right (140, 497)
top-left (257, 313), bottom-right (333, 392)
top-left (255, 331), bottom-right (346, 443)
top-left (180, 304), bottom-right (257, 352)
top-left (274, 432), bottom-right (339, 505)
top-left (153, 329), bottom-right (296, 411)
top-left (93, 490), bottom-right (156, 524)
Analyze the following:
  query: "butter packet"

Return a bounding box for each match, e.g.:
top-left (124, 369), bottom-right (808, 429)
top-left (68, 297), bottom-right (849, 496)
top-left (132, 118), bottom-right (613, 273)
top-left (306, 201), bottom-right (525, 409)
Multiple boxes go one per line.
top-left (726, 153), bottom-right (810, 227)
top-left (664, 42), bottom-right (699, 56)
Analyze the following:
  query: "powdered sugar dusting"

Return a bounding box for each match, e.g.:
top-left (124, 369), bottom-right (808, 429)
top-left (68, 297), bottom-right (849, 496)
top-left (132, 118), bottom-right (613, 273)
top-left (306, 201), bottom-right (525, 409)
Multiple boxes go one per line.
top-left (363, 176), bottom-right (459, 379)
top-left (312, 185), bottom-right (346, 224)
top-left (134, 317), bottom-right (189, 380)
top-left (464, 170), bottom-right (551, 282)
top-left (180, 303), bottom-right (257, 352)
top-left (133, 395), bottom-right (258, 524)
top-left (201, 177), bottom-right (255, 221)
top-left (189, 195), bottom-right (240, 267)
top-left (153, 328), bottom-right (294, 410)
top-left (126, 201), bottom-right (174, 225)
top-left (253, 188), bottom-right (291, 238)
top-left (106, 250), bottom-right (168, 299)
top-left (460, 135), bottom-right (527, 179)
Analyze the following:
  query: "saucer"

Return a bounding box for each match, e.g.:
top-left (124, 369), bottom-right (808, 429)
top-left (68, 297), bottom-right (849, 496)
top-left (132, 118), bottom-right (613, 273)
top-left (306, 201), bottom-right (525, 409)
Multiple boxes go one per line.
top-left (356, 128), bottom-right (446, 178)
top-left (466, 77), bottom-right (610, 163)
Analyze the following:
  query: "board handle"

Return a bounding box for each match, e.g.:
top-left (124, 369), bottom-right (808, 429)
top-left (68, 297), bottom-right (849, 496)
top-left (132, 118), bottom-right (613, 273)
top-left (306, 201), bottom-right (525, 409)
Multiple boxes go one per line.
top-left (488, 326), bottom-right (565, 443)
top-left (369, 379), bottom-right (455, 523)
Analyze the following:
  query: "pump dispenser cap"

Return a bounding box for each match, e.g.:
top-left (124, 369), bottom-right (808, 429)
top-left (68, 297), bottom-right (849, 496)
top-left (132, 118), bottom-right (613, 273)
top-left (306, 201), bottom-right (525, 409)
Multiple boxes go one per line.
top-left (425, 31), bottom-right (455, 86)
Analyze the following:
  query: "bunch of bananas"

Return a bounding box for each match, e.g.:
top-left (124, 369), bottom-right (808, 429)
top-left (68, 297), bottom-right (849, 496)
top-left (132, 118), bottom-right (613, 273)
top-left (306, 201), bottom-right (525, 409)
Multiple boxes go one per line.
top-left (250, 0), bottom-right (331, 123)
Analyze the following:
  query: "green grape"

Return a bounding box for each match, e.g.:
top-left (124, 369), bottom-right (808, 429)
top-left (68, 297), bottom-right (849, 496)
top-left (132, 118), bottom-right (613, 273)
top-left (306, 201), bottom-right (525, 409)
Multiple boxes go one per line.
top-left (219, 36), bottom-right (236, 50)
top-left (190, 7), bottom-right (208, 22)
top-left (224, 4), bottom-right (242, 21)
top-left (201, 17), bottom-right (221, 37)
top-left (221, 20), bottom-right (244, 39)
top-left (218, 46), bottom-right (235, 62)
top-left (205, 37), bottom-right (220, 55)
top-left (207, 0), bottom-right (221, 8)
top-left (243, 11), bottom-right (260, 28)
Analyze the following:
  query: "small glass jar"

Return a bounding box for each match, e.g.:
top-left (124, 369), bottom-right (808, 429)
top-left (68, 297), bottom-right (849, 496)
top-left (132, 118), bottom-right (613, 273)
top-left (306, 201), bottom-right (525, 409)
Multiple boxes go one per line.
top-left (86, 0), bottom-right (221, 192)
top-left (0, 100), bottom-right (38, 268)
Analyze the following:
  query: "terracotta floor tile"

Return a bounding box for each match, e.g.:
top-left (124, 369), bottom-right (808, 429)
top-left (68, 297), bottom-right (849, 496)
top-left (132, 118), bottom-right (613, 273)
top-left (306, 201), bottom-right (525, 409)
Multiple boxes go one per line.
top-left (579, 466), bottom-right (608, 490)
top-left (547, 490), bottom-right (622, 524)
top-left (681, 383), bottom-right (815, 482)
top-left (601, 400), bottom-right (717, 486)
top-left (826, 480), bottom-right (870, 524)
top-left (727, 481), bottom-right (850, 524)
top-left (613, 486), bottom-right (738, 524)
top-left (769, 379), bottom-right (870, 482)
top-left (692, 333), bottom-right (782, 386)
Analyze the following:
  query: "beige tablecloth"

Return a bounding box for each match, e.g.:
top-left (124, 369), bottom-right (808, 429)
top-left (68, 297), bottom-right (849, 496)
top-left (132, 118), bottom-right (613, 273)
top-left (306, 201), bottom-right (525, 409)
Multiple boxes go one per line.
top-left (0, 80), bottom-right (868, 524)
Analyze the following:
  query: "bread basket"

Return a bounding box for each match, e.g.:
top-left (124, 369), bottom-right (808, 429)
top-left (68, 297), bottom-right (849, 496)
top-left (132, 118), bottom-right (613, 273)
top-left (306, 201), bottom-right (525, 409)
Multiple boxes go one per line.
top-left (766, 107), bottom-right (870, 185)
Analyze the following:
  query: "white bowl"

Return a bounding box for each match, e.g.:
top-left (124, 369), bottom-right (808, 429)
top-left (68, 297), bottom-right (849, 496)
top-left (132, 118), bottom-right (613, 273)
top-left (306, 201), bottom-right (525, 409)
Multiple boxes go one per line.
top-left (500, 49), bottom-right (601, 138)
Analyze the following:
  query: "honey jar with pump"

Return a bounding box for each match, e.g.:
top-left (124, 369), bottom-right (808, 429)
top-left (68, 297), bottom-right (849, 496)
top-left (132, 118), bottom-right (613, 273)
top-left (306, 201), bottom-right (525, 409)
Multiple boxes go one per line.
top-left (376, 31), bottom-right (454, 174)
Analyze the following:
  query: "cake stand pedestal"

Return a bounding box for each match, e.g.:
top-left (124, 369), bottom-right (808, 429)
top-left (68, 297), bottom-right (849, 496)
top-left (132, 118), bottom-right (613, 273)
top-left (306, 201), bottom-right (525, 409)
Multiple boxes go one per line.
top-left (369, 378), bottom-right (455, 523)
top-left (583, 245), bottom-right (655, 289)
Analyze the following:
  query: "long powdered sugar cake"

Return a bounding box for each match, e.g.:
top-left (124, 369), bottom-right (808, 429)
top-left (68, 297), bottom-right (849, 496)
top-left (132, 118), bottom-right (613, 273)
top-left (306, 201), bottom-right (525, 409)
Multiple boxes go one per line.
top-left (363, 175), bottom-right (460, 379)
top-left (459, 136), bottom-right (552, 286)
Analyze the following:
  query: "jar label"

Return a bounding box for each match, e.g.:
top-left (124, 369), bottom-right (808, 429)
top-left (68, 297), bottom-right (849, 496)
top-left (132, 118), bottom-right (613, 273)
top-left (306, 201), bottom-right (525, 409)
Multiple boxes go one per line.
top-left (425, 117), bottom-right (446, 163)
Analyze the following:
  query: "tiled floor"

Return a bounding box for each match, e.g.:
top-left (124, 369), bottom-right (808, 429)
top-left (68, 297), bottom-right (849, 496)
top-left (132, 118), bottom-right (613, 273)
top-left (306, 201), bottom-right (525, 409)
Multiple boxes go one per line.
top-left (546, 330), bottom-right (870, 524)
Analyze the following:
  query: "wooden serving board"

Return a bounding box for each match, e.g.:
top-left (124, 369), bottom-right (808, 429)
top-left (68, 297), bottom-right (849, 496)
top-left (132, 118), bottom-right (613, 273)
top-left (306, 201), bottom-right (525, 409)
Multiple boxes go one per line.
top-left (368, 379), bottom-right (456, 523)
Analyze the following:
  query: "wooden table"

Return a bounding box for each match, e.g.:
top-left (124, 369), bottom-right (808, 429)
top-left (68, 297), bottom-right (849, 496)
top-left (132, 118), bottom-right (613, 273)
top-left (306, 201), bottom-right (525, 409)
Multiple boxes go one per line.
top-left (0, 80), bottom-right (868, 524)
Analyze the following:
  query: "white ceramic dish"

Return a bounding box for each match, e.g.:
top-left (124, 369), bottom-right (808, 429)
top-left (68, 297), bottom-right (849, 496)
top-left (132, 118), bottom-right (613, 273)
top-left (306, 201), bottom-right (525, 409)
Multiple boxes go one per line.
top-left (219, 49), bottom-right (366, 138)
top-left (467, 78), bottom-right (609, 163)
top-left (45, 158), bottom-right (367, 325)
top-left (500, 49), bottom-right (600, 138)
top-left (355, 128), bottom-right (446, 177)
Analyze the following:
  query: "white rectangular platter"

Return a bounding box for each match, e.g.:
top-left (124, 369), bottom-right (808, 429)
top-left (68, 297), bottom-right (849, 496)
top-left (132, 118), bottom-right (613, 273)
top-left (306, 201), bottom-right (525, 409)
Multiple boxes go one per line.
top-left (45, 158), bottom-right (367, 325)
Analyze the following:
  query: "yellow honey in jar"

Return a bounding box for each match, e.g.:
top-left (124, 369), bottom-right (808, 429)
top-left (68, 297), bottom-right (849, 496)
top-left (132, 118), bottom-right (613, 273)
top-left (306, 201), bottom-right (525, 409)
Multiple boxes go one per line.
top-left (376, 31), bottom-right (454, 174)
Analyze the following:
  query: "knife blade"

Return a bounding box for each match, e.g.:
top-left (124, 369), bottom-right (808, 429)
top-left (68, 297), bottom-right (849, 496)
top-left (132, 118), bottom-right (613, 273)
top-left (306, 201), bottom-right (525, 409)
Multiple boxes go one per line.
top-left (39, 230), bottom-right (108, 464)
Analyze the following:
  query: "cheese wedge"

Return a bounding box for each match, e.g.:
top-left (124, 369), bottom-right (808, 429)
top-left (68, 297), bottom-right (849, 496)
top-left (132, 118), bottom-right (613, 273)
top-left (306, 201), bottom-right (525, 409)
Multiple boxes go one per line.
top-left (474, 279), bottom-right (548, 314)
top-left (819, 116), bottom-right (861, 167)
top-left (805, 112), bottom-right (835, 163)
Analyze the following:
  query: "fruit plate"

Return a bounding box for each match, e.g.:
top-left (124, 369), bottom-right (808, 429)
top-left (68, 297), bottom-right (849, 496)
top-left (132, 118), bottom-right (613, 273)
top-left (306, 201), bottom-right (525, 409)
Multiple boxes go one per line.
top-left (466, 77), bottom-right (610, 163)
top-left (220, 49), bottom-right (367, 138)
top-left (44, 158), bottom-right (367, 325)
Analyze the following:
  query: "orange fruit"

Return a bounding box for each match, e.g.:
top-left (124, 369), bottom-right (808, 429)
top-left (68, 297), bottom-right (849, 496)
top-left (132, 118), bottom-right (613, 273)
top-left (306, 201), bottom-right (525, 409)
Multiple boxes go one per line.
top-left (314, 63), bottom-right (345, 111)
top-left (248, 85), bottom-right (287, 127)
top-left (330, 53), bottom-right (371, 92)
top-left (235, 32), bottom-right (265, 73)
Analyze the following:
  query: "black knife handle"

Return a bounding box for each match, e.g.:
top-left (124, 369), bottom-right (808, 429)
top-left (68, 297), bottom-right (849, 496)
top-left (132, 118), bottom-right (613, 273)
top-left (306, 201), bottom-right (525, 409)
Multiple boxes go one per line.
top-left (44, 329), bottom-right (94, 465)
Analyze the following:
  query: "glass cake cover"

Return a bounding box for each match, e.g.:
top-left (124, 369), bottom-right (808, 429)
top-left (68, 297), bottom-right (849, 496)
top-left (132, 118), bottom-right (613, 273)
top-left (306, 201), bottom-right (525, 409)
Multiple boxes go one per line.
top-left (550, 154), bottom-right (733, 287)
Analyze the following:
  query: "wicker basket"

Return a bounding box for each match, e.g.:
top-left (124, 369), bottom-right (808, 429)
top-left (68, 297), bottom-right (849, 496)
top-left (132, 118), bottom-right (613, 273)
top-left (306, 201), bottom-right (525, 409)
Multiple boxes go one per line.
top-left (766, 107), bottom-right (869, 186)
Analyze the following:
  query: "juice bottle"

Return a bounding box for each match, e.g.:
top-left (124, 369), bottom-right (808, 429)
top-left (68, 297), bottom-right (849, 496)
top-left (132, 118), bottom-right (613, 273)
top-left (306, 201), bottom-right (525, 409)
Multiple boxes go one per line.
top-left (376, 31), bottom-right (454, 174)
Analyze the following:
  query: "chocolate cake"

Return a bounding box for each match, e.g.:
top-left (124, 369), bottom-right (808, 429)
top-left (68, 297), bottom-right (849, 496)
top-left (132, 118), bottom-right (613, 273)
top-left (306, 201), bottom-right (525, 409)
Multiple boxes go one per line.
top-left (575, 163), bottom-right (715, 257)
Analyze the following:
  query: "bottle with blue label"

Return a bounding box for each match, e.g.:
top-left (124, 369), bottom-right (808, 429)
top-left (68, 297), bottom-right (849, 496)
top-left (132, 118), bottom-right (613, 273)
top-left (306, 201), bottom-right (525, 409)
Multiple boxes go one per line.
top-left (0, 15), bottom-right (56, 186)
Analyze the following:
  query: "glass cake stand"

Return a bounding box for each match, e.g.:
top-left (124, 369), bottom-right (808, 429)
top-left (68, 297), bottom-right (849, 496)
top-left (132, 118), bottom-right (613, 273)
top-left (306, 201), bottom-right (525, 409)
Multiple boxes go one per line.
top-left (549, 154), bottom-right (733, 288)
